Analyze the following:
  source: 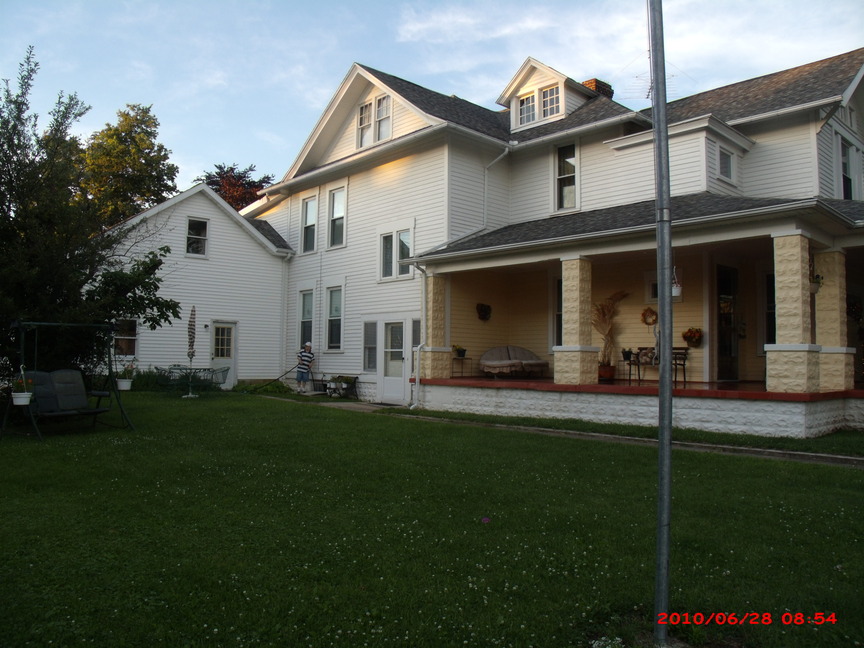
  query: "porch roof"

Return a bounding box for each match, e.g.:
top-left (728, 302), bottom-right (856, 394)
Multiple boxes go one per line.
top-left (416, 192), bottom-right (864, 262)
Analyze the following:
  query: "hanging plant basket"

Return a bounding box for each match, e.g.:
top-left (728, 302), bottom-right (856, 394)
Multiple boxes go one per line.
top-left (116, 378), bottom-right (133, 391)
top-left (12, 392), bottom-right (32, 406)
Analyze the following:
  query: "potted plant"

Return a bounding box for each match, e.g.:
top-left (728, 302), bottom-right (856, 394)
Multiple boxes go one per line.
top-left (116, 358), bottom-right (136, 390)
top-left (452, 345), bottom-right (467, 358)
top-left (681, 327), bottom-right (703, 348)
top-left (621, 348), bottom-right (633, 361)
top-left (11, 365), bottom-right (33, 405)
top-left (592, 291), bottom-right (628, 382)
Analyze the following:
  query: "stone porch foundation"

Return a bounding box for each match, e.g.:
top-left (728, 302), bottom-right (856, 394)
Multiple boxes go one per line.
top-left (418, 381), bottom-right (864, 438)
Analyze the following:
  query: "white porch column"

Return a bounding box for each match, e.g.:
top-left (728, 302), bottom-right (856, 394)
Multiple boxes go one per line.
top-left (814, 250), bottom-right (855, 391)
top-left (554, 257), bottom-right (599, 384)
top-left (765, 234), bottom-right (820, 392)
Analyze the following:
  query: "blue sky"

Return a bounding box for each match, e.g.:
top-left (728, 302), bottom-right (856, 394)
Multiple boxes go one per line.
top-left (2, 0), bottom-right (862, 190)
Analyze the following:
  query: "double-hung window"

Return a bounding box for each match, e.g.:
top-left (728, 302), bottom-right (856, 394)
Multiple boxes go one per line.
top-left (358, 102), bottom-right (373, 148)
top-left (113, 319), bottom-right (138, 356)
top-left (381, 229), bottom-right (411, 278)
top-left (519, 94), bottom-right (536, 125)
top-left (299, 291), bottom-right (313, 347)
top-left (541, 86), bottom-right (560, 119)
top-left (301, 196), bottom-right (317, 253)
top-left (329, 188), bottom-right (345, 247)
top-left (376, 96), bottom-right (391, 141)
top-left (556, 144), bottom-right (576, 210)
top-left (327, 287), bottom-right (343, 350)
top-left (358, 95), bottom-right (392, 148)
top-left (363, 322), bottom-right (377, 371)
top-left (719, 148), bottom-right (734, 181)
top-left (840, 139), bottom-right (854, 199)
top-left (186, 218), bottom-right (208, 256)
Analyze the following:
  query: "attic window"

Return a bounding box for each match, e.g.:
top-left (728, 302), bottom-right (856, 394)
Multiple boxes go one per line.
top-left (519, 94), bottom-right (536, 125)
top-left (358, 95), bottom-right (392, 148)
top-left (541, 86), bottom-right (560, 118)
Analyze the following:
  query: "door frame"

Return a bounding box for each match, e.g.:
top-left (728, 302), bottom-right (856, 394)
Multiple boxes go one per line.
top-left (211, 320), bottom-right (238, 389)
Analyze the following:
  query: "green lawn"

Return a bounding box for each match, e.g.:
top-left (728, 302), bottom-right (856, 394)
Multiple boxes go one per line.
top-left (1, 392), bottom-right (862, 647)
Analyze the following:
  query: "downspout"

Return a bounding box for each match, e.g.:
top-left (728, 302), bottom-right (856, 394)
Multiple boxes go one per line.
top-left (410, 263), bottom-right (428, 410)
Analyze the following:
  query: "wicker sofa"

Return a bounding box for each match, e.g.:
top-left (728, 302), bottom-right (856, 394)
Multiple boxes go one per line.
top-left (478, 345), bottom-right (549, 377)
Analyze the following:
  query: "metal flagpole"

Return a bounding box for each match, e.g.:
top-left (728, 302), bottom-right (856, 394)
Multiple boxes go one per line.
top-left (647, 0), bottom-right (674, 645)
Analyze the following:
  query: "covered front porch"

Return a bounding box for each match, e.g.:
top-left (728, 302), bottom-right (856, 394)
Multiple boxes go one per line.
top-left (415, 196), bottom-right (864, 437)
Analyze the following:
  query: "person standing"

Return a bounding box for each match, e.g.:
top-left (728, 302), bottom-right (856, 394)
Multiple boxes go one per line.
top-left (296, 342), bottom-right (315, 393)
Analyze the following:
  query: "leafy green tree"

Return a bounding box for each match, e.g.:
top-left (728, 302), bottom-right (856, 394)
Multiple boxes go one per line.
top-left (195, 163), bottom-right (274, 211)
top-left (0, 48), bottom-right (180, 371)
top-left (81, 103), bottom-right (178, 227)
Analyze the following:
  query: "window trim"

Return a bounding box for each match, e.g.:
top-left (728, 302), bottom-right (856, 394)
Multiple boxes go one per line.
top-left (541, 85), bottom-right (560, 119)
top-left (328, 187), bottom-right (346, 248)
top-left (113, 319), bottom-right (138, 356)
top-left (555, 142), bottom-right (578, 212)
top-left (375, 95), bottom-right (392, 141)
top-left (357, 94), bottom-right (392, 149)
top-left (301, 195), bottom-right (317, 254)
top-left (518, 93), bottom-right (536, 125)
top-left (299, 290), bottom-right (314, 350)
top-left (718, 147), bottom-right (735, 183)
top-left (378, 220), bottom-right (414, 281)
top-left (326, 286), bottom-right (343, 351)
top-left (186, 217), bottom-right (209, 258)
top-left (358, 101), bottom-right (373, 148)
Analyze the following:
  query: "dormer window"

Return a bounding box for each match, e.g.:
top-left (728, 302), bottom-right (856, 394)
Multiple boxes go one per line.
top-left (358, 95), bottom-right (392, 148)
top-left (519, 94), bottom-right (536, 125)
top-left (718, 148), bottom-right (734, 181)
top-left (515, 84), bottom-right (563, 128)
top-left (541, 86), bottom-right (560, 119)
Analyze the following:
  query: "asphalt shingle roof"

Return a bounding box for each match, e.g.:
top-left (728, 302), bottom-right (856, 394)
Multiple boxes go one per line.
top-left (647, 48), bottom-right (864, 125)
top-left (245, 217), bottom-right (291, 251)
top-left (420, 193), bottom-right (864, 259)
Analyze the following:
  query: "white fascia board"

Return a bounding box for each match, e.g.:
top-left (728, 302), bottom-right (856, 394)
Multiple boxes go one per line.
top-left (727, 97), bottom-right (842, 126)
top-left (606, 114), bottom-right (755, 152)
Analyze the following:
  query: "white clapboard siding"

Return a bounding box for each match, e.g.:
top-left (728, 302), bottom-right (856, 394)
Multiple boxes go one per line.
top-left (816, 124), bottom-right (837, 197)
top-left (278, 147), bottom-right (446, 379)
top-left (739, 117), bottom-right (818, 198)
top-left (128, 190), bottom-right (285, 380)
top-left (321, 88), bottom-right (431, 167)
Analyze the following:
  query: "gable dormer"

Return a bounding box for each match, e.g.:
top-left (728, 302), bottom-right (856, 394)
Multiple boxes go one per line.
top-left (497, 58), bottom-right (603, 133)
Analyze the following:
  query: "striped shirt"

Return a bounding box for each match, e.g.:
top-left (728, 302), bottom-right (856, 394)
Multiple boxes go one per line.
top-left (297, 349), bottom-right (315, 371)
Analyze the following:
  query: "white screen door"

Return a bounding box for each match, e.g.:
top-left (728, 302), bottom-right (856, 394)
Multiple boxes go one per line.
top-left (382, 321), bottom-right (405, 403)
top-left (211, 322), bottom-right (236, 389)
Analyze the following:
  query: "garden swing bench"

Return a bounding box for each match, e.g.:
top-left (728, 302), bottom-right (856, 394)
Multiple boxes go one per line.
top-left (1, 321), bottom-right (134, 441)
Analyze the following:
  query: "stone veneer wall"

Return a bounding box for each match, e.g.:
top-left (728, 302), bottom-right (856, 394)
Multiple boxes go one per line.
top-left (420, 384), bottom-right (864, 438)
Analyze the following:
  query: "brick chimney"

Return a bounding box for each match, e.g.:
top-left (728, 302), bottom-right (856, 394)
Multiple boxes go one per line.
top-left (582, 78), bottom-right (614, 99)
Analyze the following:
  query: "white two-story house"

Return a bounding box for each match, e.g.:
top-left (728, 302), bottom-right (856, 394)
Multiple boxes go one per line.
top-left (128, 48), bottom-right (864, 436)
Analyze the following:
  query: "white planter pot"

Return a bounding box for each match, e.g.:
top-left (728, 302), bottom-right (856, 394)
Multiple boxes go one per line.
top-left (12, 392), bottom-right (32, 406)
top-left (116, 378), bottom-right (133, 391)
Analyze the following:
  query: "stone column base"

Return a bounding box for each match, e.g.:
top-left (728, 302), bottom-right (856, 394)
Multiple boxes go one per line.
top-left (765, 345), bottom-right (820, 392)
top-left (553, 346), bottom-right (600, 385)
top-left (819, 347), bottom-right (856, 392)
top-left (422, 348), bottom-right (453, 380)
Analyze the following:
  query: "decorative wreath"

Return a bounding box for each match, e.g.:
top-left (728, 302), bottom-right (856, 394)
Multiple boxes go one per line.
top-left (641, 307), bottom-right (658, 326)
